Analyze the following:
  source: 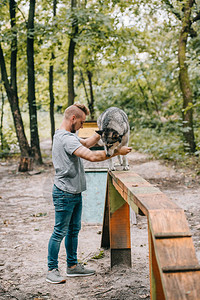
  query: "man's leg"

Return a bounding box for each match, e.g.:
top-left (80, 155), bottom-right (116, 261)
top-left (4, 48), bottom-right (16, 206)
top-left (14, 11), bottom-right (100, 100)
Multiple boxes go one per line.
top-left (47, 186), bottom-right (74, 271)
top-left (47, 205), bottom-right (72, 284)
top-left (48, 210), bottom-right (72, 270)
top-left (65, 194), bottom-right (95, 277)
top-left (65, 193), bottom-right (82, 267)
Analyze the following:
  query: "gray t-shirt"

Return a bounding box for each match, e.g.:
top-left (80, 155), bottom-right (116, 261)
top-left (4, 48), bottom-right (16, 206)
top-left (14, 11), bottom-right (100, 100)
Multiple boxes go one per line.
top-left (52, 129), bottom-right (86, 194)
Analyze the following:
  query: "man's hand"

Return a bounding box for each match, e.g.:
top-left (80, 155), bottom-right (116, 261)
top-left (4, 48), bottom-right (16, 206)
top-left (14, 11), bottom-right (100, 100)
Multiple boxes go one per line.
top-left (117, 146), bottom-right (132, 156)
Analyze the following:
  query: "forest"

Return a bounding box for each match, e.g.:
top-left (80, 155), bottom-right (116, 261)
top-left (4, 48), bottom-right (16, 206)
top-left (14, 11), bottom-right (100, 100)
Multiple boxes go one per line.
top-left (0, 0), bottom-right (200, 173)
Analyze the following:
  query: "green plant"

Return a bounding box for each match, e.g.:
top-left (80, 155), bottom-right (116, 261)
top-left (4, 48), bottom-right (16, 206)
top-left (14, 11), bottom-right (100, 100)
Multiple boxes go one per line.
top-left (92, 250), bottom-right (105, 259)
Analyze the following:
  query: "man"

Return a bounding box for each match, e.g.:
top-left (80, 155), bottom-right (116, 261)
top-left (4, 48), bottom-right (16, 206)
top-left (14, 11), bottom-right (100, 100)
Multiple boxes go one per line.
top-left (46, 103), bottom-right (132, 284)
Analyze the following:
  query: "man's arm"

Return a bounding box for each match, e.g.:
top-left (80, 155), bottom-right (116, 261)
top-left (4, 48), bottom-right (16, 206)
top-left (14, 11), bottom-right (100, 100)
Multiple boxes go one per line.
top-left (73, 145), bottom-right (132, 162)
top-left (79, 133), bottom-right (101, 148)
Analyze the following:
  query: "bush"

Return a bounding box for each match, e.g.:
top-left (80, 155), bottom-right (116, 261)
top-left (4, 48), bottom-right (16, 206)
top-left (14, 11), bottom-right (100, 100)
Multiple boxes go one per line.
top-left (130, 127), bottom-right (184, 161)
top-left (130, 124), bottom-right (200, 176)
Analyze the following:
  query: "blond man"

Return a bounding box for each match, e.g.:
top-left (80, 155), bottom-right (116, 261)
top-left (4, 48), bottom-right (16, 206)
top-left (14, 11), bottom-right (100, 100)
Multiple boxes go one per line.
top-left (46, 104), bottom-right (132, 283)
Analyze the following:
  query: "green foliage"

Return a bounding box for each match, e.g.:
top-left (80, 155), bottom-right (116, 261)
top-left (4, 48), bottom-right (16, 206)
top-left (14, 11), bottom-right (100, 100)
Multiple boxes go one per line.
top-left (92, 250), bottom-right (105, 259)
top-left (131, 127), bottom-right (184, 161)
top-left (0, 104), bottom-right (19, 157)
top-left (0, 135), bottom-right (11, 158)
top-left (0, 0), bottom-right (199, 165)
top-left (0, 106), bottom-right (63, 156)
top-left (130, 119), bottom-right (200, 172)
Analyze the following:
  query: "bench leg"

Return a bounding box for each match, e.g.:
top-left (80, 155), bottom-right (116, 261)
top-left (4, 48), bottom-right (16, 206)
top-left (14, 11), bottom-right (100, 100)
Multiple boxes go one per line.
top-left (101, 173), bottom-right (131, 268)
top-left (101, 183), bottom-right (110, 249)
top-left (110, 202), bottom-right (131, 268)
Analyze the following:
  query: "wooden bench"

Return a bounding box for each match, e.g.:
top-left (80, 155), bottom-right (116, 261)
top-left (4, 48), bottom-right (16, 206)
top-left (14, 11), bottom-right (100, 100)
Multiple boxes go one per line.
top-left (78, 120), bottom-right (99, 139)
top-left (101, 171), bottom-right (200, 300)
top-left (78, 120), bottom-right (104, 151)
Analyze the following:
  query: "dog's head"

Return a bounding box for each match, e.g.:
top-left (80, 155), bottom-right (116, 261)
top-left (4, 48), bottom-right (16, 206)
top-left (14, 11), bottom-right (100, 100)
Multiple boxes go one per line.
top-left (96, 128), bottom-right (123, 157)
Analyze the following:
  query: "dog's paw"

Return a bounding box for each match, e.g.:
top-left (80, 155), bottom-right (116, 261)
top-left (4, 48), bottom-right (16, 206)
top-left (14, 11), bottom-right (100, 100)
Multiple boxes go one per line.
top-left (123, 165), bottom-right (129, 171)
top-left (111, 167), bottom-right (116, 171)
top-left (109, 166), bottom-right (116, 171)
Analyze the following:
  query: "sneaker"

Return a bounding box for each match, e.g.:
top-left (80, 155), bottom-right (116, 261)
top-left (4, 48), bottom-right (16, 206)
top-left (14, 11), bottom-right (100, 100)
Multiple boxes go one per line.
top-left (67, 263), bottom-right (95, 277)
top-left (46, 269), bottom-right (66, 284)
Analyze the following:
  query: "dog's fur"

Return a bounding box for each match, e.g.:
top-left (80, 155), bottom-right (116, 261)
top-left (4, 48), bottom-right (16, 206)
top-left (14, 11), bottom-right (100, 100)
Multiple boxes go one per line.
top-left (96, 107), bottom-right (130, 171)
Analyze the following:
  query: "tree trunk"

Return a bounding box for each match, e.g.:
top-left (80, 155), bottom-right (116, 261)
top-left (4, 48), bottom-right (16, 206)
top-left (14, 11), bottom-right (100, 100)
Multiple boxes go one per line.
top-left (0, 85), bottom-right (5, 151)
top-left (49, 53), bottom-right (55, 143)
top-left (87, 70), bottom-right (95, 120)
top-left (68, 39), bottom-right (76, 106)
top-left (136, 78), bottom-right (149, 112)
top-left (67, 0), bottom-right (78, 107)
top-left (18, 156), bottom-right (33, 172)
top-left (27, 0), bottom-right (42, 164)
top-left (178, 0), bottom-right (196, 153)
top-left (10, 0), bottom-right (17, 94)
top-left (49, 0), bottom-right (57, 143)
top-left (0, 1), bottom-right (31, 163)
top-left (80, 70), bottom-right (90, 103)
top-left (0, 45), bottom-right (31, 157)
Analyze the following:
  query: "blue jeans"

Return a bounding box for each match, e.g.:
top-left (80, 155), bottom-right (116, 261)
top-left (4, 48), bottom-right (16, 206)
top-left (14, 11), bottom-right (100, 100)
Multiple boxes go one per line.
top-left (47, 185), bottom-right (82, 270)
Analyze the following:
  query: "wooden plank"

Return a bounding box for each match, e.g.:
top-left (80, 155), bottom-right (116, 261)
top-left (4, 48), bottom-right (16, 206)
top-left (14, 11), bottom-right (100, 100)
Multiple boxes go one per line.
top-left (154, 238), bottom-right (199, 270)
top-left (101, 177), bottom-right (110, 249)
top-left (148, 225), bottom-right (165, 300)
top-left (149, 210), bottom-right (191, 235)
top-left (112, 178), bottom-right (139, 213)
top-left (110, 202), bottom-right (131, 249)
top-left (106, 175), bottom-right (125, 214)
top-left (111, 171), bottom-right (154, 195)
top-left (112, 178), bottom-right (128, 202)
top-left (78, 127), bottom-right (99, 138)
top-left (162, 271), bottom-right (200, 300)
top-left (135, 194), bottom-right (180, 215)
top-left (101, 173), bottom-right (131, 268)
top-left (81, 121), bottom-right (97, 128)
top-left (110, 171), bottom-right (180, 214)
top-left (112, 176), bottom-right (178, 214)
top-left (102, 170), bottom-right (200, 298)
top-left (78, 121), bottom-right (98, 138)
top-left (111, 171), bottom-right (159, 192)
top-left (111, 171), bottom-right (145, 185)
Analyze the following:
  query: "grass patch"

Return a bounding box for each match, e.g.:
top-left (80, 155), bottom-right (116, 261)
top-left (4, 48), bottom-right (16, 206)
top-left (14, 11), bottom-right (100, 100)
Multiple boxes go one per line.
top-left (92, 250), bottom-right (105, 259)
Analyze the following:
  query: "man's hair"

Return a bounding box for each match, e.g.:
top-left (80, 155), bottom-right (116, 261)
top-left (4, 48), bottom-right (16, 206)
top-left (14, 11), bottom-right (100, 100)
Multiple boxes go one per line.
top-left (74, 103), bottom-right (90, 116)
top-left (64, 103), bottom-right (90, 119)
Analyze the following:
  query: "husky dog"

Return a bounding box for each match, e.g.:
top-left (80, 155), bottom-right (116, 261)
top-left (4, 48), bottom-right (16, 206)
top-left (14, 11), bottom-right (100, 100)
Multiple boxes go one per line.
top-left (96, 107), bottom-right (130, 171)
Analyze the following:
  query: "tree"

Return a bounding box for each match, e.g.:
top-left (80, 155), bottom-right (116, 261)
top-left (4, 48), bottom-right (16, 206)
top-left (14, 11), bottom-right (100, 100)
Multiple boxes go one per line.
top-left (178, 0), bottom-right (196, 152)
top-left (49, 0), bottom-right (57, 142)
top-left (163, 0), bottom-right (200, 152)
top-left (0, 83), bottom-right (6, 151)
top-left (0, 0), bottom-right (31, 165)
top-left (67, 0), bottom-right (78, 106)
top-left (27, 0), bottom-right (42, 163)
top-left (86, 69), bottom-right (95, 119)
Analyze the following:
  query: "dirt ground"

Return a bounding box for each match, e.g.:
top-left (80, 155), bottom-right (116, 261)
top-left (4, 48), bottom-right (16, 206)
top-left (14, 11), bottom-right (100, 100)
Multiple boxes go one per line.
top-left (0, 140), bottom-right (200, 300)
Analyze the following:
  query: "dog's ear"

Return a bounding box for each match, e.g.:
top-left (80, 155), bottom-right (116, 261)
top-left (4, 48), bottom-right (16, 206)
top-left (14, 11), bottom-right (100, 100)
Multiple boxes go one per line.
top-left (95, 130), bottom-right (103, 136)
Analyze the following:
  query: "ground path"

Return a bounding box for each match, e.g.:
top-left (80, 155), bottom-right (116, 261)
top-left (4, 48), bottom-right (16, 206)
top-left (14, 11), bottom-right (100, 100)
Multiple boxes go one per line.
top-left (0, 140), bottom-right (199, 299)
